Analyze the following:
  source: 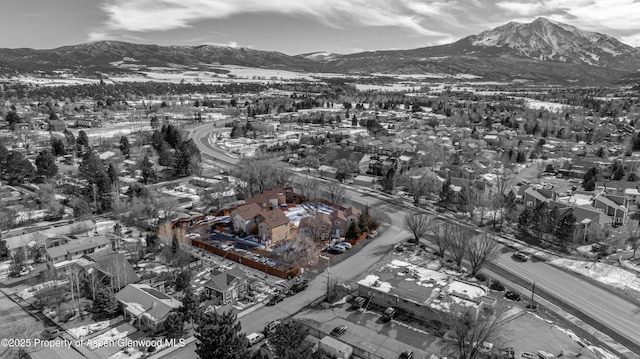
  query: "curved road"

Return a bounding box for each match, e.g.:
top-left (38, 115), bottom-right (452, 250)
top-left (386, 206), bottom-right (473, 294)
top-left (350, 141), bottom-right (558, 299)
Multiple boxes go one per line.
top-left (185, 122), bottom-right (640, 357)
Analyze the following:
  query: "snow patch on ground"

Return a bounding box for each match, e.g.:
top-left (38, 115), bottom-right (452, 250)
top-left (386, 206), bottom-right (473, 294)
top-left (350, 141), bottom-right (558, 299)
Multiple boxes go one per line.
top-left (550, 258), bottom-right (640, 292)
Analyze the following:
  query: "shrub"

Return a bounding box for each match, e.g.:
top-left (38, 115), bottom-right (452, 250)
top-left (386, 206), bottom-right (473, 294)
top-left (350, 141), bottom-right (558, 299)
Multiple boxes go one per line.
top-left (475, 273), bottom-right (488, 282)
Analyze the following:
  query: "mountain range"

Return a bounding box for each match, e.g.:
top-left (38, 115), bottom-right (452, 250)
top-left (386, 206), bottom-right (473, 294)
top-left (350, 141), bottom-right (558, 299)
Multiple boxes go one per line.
top-left (1, 17), bottom-right (639, 85)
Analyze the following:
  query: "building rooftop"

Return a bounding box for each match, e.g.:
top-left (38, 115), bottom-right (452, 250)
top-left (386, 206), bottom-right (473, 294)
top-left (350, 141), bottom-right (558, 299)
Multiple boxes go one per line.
top-left (357, 259), bottom-right (488, 312)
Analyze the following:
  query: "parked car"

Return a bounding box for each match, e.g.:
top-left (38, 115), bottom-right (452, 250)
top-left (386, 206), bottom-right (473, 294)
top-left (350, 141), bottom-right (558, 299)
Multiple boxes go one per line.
top-left (185, 233), bottom-right (201, 239)
top-left (335, 242), bottom-right (352, 250)
top-left (266, 294), bottom-right (285, 306)
top-left (288, 279), bottom-right (309, 295)
top-left (330, 325), bottom-right (347, 337)
top-left (382, 307), bottom-right (397, 322)
top-left (264, 320), bottom-right (281, 334)
top-left (327, 245), bottom-right (345, 254)
top-left (399, 351), bottom-right (414, 359)
top-left (250, 254), bottom-right (262, 261)
top-left (267, 260), bottom-right (277, 267)
top-left (352, 296), bottom-right (367, 309)
top-left (246, 332), bottom-right (265, 346)
top-left (217, 243), bottom-right (233, 251)
top-left (512, 251), bottom-right (530, 262)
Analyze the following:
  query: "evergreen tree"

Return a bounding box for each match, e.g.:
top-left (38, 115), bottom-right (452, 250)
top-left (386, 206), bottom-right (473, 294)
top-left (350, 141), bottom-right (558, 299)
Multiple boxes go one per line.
top-left (195, 311), bottom-right (250, 359)
top-left (92, 287), bottom-right (119, 319)
top-left (268, 320), bottom-right (316, 358)
top-left (140, 155), bottom-right (156, 184)
top-left (164, 311), bottom-right (185, 338)
top-left (51, 137), bottom-right (66, 156)
top-left (582, 167), bottom-right (599, 191)
top-left (175, 270), bottom-right (191, 292)
top-left (612, 161), bottom-right (625, 181)
top-left (0, 235), bottom-right (8, 259)
top-left (107, 163), bottom-right (119, 185)
top-left (181, 285), bottom-right (199, 325)
top-left (595, 147), bottom-right (605, 158)
top-left (35, 150), bottom-right (58, 179)
top-left (518, 209), bottom-right (533, 235)
top-left (77, 130), bottom-right (90, 149)
top-left (4, 151), bottom-right (36, 184)
top-left (358, 205), bottom-right (370, 232)
top-left (440, 177), bottom-right (454, 210)
top-left (345, 220), bottom-right (361, 240)
top-left (9, 250), bottom-right (25, 277)
top-left (172, 234), bottom-right (179, 255)
top-left (119, 136), bottom-right (130, 158)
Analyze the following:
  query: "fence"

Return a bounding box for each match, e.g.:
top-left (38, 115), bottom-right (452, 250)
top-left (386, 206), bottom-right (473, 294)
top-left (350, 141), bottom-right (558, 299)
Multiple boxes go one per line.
top-left (191, 238), bottom-right (300, 279)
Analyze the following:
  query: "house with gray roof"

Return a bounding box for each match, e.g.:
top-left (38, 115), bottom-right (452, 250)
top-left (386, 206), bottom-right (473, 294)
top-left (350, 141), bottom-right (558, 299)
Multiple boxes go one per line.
top-left (115, 283), bottom-right (182, 333)
top-left (203, 267), bottom-right (248, 305)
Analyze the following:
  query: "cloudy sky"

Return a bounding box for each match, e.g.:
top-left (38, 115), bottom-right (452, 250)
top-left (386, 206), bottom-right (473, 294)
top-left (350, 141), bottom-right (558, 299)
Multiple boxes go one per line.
top-left (2, 0), bottom-right (639, 54)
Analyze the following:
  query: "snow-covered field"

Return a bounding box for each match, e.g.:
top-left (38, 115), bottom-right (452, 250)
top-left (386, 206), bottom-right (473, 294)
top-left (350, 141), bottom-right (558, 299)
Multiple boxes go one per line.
top-left (550, 258), bottom-right (640, 293)
top-left (522, 98), bottom-right (576, 111)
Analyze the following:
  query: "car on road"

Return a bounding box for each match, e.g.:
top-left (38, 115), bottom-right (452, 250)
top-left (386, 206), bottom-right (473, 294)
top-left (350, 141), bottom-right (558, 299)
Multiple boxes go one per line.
top-left (399, 350), bottom-right (414, 359)
top-left (512, 251), bottom-right (530, 262)
top-left (330, 325), bottom-right (347, 337)
top-left (266, 294), bottom-right (285, 306)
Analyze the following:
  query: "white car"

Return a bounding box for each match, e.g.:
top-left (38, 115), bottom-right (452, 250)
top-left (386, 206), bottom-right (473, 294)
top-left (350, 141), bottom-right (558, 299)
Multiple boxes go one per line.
top-left (185, 233), bottom-right (201, 239)
top-left (335, 242), bottom-right (352, 250)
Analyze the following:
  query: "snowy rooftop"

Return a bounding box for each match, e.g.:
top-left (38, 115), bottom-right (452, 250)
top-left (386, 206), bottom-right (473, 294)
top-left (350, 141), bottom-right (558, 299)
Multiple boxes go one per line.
top-left (357, 258), bottom-right (489, 312)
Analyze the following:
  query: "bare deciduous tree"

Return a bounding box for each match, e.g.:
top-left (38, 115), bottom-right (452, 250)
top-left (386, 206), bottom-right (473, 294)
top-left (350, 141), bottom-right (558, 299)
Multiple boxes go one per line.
top-left (232, 156), bottom-right (290, 198)
top-left (467, 232), bottom-right (500, 276)
top-left (324, 181), bottom-right (346, 205)
top-left (626, 224), bottom-right (640, 258)
top-left (273, 233), bottom-right (320, 268)
top-left (449, 225), bottom-right (471, 268)
top-left (445, 305), bottom-right (508, 359)
top-left (404, 212), bottom-right (431, 243)
top-left (429, 219), bottom-right (451, 257)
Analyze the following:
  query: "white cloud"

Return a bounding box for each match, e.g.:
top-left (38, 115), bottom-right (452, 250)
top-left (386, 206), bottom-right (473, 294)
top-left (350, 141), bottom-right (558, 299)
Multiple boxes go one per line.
top-left (96, 0), bottom-right (453, 37)
top-left (621, 34), bottom-right (640, 47)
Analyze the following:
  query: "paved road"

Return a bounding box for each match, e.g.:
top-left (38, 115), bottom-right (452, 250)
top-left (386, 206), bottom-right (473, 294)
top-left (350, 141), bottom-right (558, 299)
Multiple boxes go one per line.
top-left (496, 252), bottom-right (640, 348)
top-left (179, 122), bottom-right (640, 357)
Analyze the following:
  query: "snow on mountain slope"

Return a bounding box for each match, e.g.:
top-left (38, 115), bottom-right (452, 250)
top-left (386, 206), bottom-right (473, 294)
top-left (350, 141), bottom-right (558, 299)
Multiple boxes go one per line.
top-left (467, 17), bottom-right (636, 66)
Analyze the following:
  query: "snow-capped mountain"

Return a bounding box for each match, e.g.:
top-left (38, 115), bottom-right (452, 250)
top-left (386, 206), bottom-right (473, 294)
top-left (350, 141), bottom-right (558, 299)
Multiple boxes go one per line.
top-left (297, 52), bottom-right (339, 63)
top-left (465, 17), bottom-right (636, 66)
top-left (0, 18), bottom-right (639, 84)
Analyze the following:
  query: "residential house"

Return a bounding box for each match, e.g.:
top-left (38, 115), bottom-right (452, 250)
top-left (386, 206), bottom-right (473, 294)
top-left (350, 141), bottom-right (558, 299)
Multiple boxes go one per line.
top-left (256, 208), bottom-right (292, 244)
top-left (203, 267), bottom-right (249, 305)
top-left (48, 119), bottom-right (66, 132)
top-left (231, 203), bottom-right (263, 234)
top-left (624, 188), bottom-right (640, 204)
top-left (344, 207), bottom-right (361, 225)
top-left (82, 250), bottom-right (140, 290)
top-left (592, 193), bottom-right (628, 226)
top-left (330, 210), bottom-right (348, 238)
top-left (523, 187), bottom-right (556, 209)
top-left (45, 235), bottom-right (111, 264)
top-left (115, 283), bottom-right (182, 333)
top-left (245, 187), bottom-right (299, 209)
